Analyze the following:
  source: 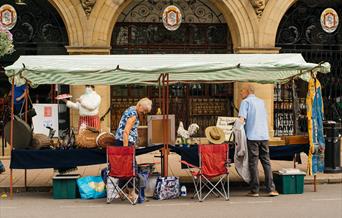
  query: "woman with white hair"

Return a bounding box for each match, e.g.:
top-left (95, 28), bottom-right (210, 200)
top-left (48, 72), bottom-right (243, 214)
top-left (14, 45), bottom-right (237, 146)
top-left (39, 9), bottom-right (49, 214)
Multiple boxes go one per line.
top-left (112, 97), bottom-right (152, 201)
top-left (115, 97), bottom-right (152, 147)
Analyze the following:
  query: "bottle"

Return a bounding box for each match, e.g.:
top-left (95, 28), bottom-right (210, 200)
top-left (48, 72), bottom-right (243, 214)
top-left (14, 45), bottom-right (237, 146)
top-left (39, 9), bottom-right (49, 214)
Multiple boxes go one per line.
top-left (156, 107), bottom-right (162, 115)
top-left (180, 185), bottom-right (187, 197)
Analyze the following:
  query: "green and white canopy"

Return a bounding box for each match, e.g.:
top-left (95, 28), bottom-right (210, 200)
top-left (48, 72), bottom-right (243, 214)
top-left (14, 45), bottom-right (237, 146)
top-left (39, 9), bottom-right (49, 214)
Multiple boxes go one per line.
top-left (5, 54), bottom-right (330, 86)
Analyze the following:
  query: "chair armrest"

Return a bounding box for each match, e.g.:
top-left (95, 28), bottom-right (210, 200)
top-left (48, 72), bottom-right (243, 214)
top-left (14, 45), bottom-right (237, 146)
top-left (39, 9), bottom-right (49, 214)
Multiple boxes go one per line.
top-left (180, 160), bottom-right (199, 169)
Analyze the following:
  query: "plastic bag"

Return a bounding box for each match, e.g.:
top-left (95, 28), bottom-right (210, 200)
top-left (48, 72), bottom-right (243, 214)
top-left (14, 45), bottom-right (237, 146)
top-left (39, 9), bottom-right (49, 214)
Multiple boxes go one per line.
top-left (153, 176), bottom-right (180, 200)
top-left (77, 176), bottom-right (106, 199)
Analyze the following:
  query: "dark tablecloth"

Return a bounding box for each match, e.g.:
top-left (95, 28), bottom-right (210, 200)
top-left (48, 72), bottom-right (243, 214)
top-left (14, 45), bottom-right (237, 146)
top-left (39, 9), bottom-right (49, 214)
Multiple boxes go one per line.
top-left (10, 145), bottom-right (164, 169)
top-left (10, 144), bottom-right (309, 169)
top-left (171, 144), bottom-right (310, 168)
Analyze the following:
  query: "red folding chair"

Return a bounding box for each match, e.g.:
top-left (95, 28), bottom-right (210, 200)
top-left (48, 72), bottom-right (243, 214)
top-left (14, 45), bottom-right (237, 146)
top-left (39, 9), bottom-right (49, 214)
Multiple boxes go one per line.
top-left (181, 144), bottom-right (230, 202)
top-left (106, 146), bottom-right (138, 205)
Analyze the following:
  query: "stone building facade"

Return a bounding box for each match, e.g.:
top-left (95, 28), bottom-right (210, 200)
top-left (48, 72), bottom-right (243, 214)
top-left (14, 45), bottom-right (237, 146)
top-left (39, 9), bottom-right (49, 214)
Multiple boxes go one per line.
top-left (1, 0), bottom-right (341, 137)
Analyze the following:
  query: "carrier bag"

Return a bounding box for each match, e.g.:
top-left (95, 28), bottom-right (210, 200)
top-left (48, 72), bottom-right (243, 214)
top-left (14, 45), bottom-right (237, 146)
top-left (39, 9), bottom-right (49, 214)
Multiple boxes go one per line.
top-left (77, 176), bottom-right (106, 199)
top-left (153, 176), bottom-right (180, 200)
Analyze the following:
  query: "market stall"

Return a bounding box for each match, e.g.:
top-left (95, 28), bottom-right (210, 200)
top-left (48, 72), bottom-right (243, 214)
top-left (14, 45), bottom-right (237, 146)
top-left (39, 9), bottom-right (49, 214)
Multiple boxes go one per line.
top-left (5, 53), bottom-right (330, 197)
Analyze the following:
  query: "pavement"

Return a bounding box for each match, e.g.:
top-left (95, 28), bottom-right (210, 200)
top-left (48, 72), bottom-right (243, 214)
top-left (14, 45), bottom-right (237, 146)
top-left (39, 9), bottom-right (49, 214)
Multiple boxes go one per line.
top-left (0, 184), bottom-right (341, 218)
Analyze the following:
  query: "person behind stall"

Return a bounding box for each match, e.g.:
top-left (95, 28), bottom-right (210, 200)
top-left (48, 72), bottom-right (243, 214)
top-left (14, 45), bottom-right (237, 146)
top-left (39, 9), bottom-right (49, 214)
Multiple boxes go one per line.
top-left (238, 84), bottom-right (279, 197)
top-left (113, 97), bottom-right (152, 201)
top-left (13, 83), bottom-right (27, 115)
top-left (114, 97), bottom-right (152, 147)
top-left (63, 85), bottom-right (101, 130)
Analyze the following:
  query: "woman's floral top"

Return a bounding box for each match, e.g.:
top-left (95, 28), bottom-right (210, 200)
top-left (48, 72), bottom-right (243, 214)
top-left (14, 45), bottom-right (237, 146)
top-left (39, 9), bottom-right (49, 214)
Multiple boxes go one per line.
top-left (115, 106), bottom-right (139, 144)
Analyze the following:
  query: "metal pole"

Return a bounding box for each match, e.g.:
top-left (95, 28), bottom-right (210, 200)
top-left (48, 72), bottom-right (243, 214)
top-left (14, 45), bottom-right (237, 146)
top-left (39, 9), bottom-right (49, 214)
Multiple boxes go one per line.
top-left (165, 73), bottom-right (169, 176)
top-left (24, 85), bottom-right (29, 191)
top-left (292, 80), bottom-right (299, 135)
top-left (24, 85), bottom-right (28, 123)
top-left (10, 77), bottom-right (15, 199)
top-left (162, 74), bottom-right (168, 177)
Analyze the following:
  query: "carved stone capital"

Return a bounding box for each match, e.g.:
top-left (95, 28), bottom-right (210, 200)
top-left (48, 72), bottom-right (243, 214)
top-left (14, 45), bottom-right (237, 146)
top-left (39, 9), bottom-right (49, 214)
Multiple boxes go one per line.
top-left (250, 0), bottom-right (266, 18)
top-left (80, 0), bottom-right (96, 17)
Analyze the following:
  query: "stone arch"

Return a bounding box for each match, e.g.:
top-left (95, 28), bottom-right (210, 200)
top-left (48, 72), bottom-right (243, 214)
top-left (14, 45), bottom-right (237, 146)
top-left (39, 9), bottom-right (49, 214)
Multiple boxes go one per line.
top-left (97, 0), bottom-right (257, 51)
top-left (259, 0), bottom-right (297, 47)
top-left (213, 0), bottom-right (257, 49)
top-left (49, 0), bottom-right (287, 51)
top-left (49, 0), bottom-right (85, 46)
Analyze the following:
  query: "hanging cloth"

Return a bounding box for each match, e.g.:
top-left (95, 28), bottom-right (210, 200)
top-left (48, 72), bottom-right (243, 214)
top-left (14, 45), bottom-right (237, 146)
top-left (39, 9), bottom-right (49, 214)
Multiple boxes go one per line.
top-left (306, 76), bottom-right (325, 175)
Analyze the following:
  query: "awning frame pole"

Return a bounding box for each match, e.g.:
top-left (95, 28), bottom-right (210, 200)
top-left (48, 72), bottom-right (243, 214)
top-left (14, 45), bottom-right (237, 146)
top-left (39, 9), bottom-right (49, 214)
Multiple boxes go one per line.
top-left (158, 73), bottom-right (170, 177)
top-left (10, 77), bottom-right (14, 199)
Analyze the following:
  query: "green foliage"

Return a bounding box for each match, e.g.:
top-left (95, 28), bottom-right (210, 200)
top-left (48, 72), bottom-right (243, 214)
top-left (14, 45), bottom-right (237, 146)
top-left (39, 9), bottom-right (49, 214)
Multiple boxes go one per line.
top-left (0, 29), bottom-right (14, 57)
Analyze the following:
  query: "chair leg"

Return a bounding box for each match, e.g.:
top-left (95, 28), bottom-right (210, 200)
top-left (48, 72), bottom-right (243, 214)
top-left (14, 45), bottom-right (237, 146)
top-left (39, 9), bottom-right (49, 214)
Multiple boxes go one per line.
top-left (220, 174), bottom-right (229, 201)
top-left (199, 175), bottom-right (202, 202)
top-left (193, 180), bottom-right (220, 199)
top-left (191, 176), bottom-right (200, 200)
top-left (201, 176), bottom-right (227, 201)
top-left (227, 173), bottom-right (230, 201)
top-left (107, 177), bottom-right (119, 203)
top-left (107, 177), bottom-right (137, 205)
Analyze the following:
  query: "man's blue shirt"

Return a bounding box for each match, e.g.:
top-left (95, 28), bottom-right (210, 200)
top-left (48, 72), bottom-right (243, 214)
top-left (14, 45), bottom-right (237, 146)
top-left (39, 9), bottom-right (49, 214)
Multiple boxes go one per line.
top-left (238, 94), bottom-right (269, 140)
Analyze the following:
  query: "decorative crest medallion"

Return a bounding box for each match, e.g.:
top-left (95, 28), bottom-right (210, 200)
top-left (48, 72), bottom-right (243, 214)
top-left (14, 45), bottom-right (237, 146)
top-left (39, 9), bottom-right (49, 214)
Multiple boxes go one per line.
top-left (162, 5), bottom-right (182, 31)
top-left (80, 0), bottom-right (96, 17)
top-left (0, 4), bottom-right (17, 30)
top-left (320, 8), bottom-right (339, 33)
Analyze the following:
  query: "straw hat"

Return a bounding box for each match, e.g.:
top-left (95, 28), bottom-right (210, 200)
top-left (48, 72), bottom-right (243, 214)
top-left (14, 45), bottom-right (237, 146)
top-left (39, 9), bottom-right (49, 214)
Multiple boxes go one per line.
top-left (205, 126), bottom-right (225, 144)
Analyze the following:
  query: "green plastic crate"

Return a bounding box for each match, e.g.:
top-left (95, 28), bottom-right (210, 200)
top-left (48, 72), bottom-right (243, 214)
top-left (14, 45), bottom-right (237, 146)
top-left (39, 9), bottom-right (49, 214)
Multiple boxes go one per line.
top-left (53, 174), bottom-right (80, 199)
top-left (273, 171), bottom-right (305, 194)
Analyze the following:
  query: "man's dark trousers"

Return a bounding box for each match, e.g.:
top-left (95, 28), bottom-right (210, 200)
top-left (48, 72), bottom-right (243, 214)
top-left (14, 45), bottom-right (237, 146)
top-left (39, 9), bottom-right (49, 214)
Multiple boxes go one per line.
top-left (247, 140), bottom-right (275, 193)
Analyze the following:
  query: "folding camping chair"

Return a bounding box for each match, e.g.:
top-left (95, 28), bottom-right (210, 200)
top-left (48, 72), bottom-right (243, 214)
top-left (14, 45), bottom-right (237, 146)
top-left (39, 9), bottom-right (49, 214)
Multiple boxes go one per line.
top-left (181, 144), bottom-right (230, 202)
top-left (106, 146), bottom-right (138, 205)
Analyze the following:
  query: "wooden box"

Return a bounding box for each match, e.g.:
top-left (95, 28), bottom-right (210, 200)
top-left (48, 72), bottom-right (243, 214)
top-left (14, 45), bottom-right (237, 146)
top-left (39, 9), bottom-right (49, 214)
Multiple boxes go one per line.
top-left (147, 115), bottom-right (175, 146)
top-left (281, 135), bottom-right (309, 145)
top-left (137, 126), bottom-right (148, 147)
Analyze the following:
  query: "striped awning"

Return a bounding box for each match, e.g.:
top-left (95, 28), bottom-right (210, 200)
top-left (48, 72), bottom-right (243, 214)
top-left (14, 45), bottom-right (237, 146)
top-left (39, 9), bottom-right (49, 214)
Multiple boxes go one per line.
top-left (5, 54), bottom-right (330, 86)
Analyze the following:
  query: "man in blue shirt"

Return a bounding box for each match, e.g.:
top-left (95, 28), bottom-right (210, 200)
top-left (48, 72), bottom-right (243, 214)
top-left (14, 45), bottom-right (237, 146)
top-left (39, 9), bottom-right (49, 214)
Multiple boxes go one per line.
top-left (238, 84), bottom-right (278, 197)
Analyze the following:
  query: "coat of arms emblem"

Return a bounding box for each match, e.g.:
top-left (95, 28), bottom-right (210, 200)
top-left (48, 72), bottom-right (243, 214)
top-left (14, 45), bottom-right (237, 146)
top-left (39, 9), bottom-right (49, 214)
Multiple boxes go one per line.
top-left (162, 5), bottom-right (182, 31)
top-left (0, 4), bottom-right (17, 30)
top-left (320, 8), bottom-right (339, 33)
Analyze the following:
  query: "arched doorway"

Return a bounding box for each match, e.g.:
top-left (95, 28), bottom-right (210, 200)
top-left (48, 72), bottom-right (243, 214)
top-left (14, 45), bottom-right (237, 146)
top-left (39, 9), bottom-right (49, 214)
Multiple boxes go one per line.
top-left (0, 0), bottom-right (68, 99)
top-left (111, 0), bottom-right (232, 54)
top-left (110, 0), bottom-right (233, 136)
top-left (0, 0), bottom-right (69, 136)
top-left (275, 0), bottom-right (342, 136)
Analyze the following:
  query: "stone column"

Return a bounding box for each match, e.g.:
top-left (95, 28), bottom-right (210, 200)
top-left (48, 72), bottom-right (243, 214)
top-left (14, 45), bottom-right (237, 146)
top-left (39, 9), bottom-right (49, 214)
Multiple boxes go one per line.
top-left (67, 47), bottom-right (111, 132)
top-left (233, 47), bottom-right (279, 138)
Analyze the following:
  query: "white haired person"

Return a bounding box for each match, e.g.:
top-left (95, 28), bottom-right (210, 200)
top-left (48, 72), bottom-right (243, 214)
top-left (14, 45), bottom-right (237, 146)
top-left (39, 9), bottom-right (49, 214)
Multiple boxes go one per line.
top-left (238, 84), bottom-right (278, 197)
top-left (115, 97), bottom-right (152, 147)
top-left (112, 98), bottom-right (152, 202)
top-left (63, 85), bottom-right (101, 130)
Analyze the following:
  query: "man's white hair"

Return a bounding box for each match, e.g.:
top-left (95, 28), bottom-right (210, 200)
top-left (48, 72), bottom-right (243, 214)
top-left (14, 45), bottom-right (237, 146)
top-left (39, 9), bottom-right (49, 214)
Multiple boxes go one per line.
top-left (248, 84), bottom-right (255, 93)
top-left (137, 97), bottom-right (152, 112)
top-left (242, 84), bottom-right (255, 94)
